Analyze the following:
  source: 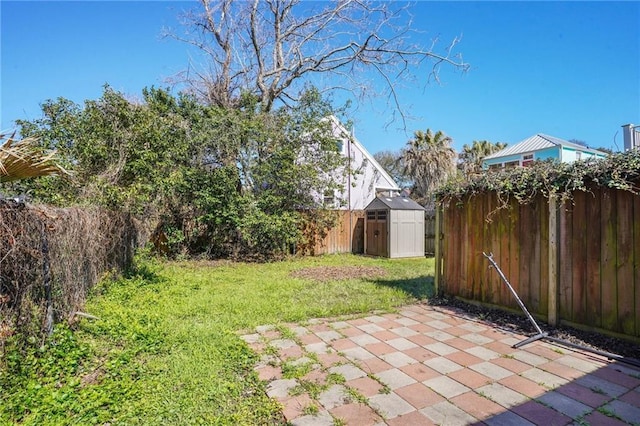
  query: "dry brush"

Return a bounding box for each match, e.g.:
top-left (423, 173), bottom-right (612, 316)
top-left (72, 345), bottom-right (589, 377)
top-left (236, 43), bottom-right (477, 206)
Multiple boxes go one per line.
top-left (0, 200), bottom-right (145, 346)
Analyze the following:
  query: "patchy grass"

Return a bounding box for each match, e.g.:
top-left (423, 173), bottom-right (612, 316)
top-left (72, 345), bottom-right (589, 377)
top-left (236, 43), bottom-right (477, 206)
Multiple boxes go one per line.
top-left (1, 254), bottom-right (433, 425)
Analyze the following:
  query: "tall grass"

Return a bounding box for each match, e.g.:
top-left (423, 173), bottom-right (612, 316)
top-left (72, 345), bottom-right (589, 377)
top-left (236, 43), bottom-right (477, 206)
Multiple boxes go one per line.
top-left (1, 255), bottom-right (434, 425)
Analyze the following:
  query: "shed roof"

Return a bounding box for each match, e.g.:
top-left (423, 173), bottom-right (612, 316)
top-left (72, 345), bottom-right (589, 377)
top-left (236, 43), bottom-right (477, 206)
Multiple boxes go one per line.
top-left (365, 196), bottom-right (425, 211)
top-left (484, 134), bottom-right (604, 160)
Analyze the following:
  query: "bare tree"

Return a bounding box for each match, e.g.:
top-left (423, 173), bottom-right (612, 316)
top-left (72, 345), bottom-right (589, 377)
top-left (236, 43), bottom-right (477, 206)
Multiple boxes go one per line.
top-left (167, 0), bottom-right (468, 121)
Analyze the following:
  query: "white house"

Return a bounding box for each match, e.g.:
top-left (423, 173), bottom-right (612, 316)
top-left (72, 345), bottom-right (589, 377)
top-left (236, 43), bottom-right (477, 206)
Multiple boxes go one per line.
top-left (301, 117), bottom-right (401, 255)
top-left (325, 116), bottom-right (400, 210)
top-left (482, 133), bottom-right (608, 170)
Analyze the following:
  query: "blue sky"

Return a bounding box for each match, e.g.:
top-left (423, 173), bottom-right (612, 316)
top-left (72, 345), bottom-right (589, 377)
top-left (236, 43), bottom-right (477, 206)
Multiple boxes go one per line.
top-left (1, 1), bottom-right (639, 154)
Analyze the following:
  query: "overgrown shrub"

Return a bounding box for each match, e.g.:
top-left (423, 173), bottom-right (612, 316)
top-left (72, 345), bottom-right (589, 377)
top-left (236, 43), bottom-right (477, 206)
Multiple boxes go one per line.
top-left (13, 86), bottom-right (348, 261)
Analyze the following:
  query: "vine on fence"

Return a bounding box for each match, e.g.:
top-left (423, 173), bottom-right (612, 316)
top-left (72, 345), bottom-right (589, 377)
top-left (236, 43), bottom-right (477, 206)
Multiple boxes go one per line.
top-left (438, 150), bottom-right (640, 212)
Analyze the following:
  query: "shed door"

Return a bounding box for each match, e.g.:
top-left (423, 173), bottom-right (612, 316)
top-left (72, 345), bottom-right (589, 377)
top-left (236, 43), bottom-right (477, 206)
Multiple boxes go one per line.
top-left (366, 210), bottom-right (388, 257)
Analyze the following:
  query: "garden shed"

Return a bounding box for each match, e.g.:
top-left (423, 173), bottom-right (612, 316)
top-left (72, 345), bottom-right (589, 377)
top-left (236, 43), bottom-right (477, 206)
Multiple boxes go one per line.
top-left (364, 196), bottom-right (425, 258)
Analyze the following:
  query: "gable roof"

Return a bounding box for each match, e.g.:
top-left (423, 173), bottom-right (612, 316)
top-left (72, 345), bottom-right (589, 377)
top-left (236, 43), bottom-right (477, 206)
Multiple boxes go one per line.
top-left (329, 116), bottom-right (400, 191)
top-left (484, 133), bottom-right (604, 160)
top-left (365, 196), bottom-right (424, 211)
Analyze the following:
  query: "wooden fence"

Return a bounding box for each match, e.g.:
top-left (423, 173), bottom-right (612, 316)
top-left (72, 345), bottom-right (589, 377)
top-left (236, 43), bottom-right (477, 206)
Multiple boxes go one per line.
top-left (436, 187), bottom-right (640, 341)
top-left (301, 210), bottom-right (365, 255)
top-left (305, 210), bottom-right (435, 257)
top-left (425, 212), bottom-right (436, 256)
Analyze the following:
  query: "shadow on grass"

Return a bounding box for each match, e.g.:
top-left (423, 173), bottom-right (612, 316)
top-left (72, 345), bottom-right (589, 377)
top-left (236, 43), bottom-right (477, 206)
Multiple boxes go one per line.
top-left (368, 275), bottom-right (435, 300)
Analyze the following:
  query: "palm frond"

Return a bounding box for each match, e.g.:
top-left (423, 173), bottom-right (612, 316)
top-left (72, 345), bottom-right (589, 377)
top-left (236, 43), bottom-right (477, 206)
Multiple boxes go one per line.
top-left (0, 133), bottom-right (71, 183)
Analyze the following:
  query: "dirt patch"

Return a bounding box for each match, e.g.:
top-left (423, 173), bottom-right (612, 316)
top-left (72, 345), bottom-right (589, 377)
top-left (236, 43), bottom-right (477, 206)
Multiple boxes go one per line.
top-left (80, 367), bottom-right (105, 387)
top-left (290, 266), bottom-right (387, 282)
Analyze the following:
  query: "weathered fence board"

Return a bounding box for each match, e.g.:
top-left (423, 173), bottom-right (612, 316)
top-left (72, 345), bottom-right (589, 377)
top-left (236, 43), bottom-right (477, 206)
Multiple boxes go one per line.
top-left (438, 185), bottom-right (640, 341)
top-left (585, 190), bottom-right (602, 328)
top-left (302, 210), bottom-right (365, 255)
top-left (617, 192), bottom-right (635, 335)
top-left (424, 213), bottom-right (436, 255)
top-left (571, 191), bottom-right (588, 325)
top-left (539, 198), bottom-right (549, 317)
top-left (634, 194), bottom-right (640, 337)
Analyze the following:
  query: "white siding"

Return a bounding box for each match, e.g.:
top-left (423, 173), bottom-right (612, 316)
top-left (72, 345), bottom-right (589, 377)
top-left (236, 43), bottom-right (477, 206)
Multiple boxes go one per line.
top-left (331, 118), bottom-right (400, 210)
top-left (389, 210), bottom-right (425, 258)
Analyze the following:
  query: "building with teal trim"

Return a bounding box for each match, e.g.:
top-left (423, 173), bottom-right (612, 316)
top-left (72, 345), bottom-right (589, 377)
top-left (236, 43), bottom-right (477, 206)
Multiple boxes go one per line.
top-left (482, 134), bottom-right (608, 170)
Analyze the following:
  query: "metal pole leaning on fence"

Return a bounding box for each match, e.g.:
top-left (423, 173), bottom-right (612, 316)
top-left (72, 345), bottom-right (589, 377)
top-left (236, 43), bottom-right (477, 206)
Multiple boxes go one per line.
top-left (482, 252), bottom-right (547, 348)
top-left (483, 251), bottom-right (640, 369)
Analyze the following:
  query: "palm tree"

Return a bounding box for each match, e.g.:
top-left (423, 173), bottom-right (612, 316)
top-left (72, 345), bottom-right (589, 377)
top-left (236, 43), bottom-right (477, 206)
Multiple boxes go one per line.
top-left (458, 140), bottom-right (507, 175)
top-left (401, 129), bottom-right (456, 204)
top-left (0, 133), bottom-right (69, 183)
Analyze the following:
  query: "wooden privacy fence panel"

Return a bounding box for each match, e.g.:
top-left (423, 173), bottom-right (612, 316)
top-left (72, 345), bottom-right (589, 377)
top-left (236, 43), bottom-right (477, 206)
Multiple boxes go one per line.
top-left (425, 213), bottom-right (436, 255)
top-left (558, 188), bottom-right (640, 337)
top-left (438, 187), bottom-right (640, 340)
top-left (303, 209), bottom-right (435, 257)
top-left (301, 210), bottom-right (365, 255)
top-left (440, 194), bottom-right (549, 316)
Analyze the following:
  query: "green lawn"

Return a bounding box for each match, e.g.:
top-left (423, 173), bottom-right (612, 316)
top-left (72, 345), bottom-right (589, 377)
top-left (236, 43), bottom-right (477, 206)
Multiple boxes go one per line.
top-left (1, 255), bottom-right (434, 425)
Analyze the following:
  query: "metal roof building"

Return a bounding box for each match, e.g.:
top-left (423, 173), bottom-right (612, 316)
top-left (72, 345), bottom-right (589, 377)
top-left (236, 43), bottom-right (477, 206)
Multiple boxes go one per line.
top-left (483, 134), bottom-right (607, 169)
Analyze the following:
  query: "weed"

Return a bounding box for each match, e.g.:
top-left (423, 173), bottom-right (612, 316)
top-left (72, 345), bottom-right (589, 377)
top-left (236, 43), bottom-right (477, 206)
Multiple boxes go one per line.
top-left (276, 325), bottom-right (298, 341)
top-left (536, 399), bottom-right (552, 409)
top-left (367, 373), bottom-right (391, 394)
top-left (333, 417), bottom-right (347, 426)
top-left (282, 360), bottom-right (314, 379)
top-left (264, 344), bottom-right (280, 357)
top-left (288, 384), bottom-right (306, 397)
top-left (574, 415), bottom-right (589, 426)
top-left (345, 387), bottom-right (368, 404)
top-left (598, 406), bottom-right (624, 421)
top-left (590, 386), bottom-right (607, 395)
top-left (302, 404), bottom-right (319, 416)
top-left (327, 372), bottom-right (346, 385)
top-left (291, 379), bottom-right (329, 399)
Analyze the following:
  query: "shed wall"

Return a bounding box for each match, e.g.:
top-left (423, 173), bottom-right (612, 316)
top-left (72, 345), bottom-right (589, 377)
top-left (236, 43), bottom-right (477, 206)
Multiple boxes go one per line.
top-left (389, 210), bottom-right (425, 258)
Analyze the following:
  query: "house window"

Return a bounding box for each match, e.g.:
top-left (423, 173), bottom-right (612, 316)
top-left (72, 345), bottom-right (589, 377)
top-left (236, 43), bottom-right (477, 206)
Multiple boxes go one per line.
top-left (323, 190), bottom-right (335, 207)
top-left (504, 160), bottom-right (519, 169)
top-left (377, 210), bottom-right (387, 221)
top-left (367, 211), bottom-right (376, 220)
top-left (522, 154), bottom-right (534, 167)
top-left (488, 164), bottom-right (501, 171)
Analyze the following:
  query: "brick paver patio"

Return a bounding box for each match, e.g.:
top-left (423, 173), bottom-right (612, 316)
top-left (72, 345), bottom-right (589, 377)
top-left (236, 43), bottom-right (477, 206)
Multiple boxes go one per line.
top-left (240, 303), bottom-right (640, 425)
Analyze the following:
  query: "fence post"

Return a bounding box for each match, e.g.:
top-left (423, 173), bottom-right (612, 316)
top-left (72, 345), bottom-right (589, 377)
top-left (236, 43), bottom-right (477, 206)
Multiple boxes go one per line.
top-left (548, 196), bottom-right (559, 326)
top-left (434, 204), bottom-right (443, 295)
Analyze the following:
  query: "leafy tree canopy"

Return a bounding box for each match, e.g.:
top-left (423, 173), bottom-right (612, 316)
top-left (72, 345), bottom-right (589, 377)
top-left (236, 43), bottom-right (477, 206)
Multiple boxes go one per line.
top-left (12, 85), bottom-right (347, 259)
top-left (458, 140), bottom-right (507, 176)
top-left (401, 129), bottom-right (456, 205)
